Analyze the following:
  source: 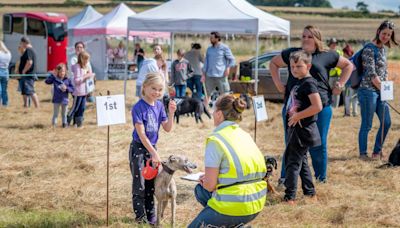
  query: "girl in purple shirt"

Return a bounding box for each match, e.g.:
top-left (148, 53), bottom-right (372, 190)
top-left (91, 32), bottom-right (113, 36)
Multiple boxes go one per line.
top-left (129, 72), bottom-right (176, 225)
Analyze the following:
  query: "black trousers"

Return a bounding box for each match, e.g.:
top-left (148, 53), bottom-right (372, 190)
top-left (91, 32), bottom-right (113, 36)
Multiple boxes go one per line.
top-left (284, 128), bottom-right (315, 201)
top-left (129, 140), bottom-right (156, 223)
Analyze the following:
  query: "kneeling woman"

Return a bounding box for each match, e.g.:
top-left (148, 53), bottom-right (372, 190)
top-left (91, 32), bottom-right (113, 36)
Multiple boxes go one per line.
top-left (188, 94), bottom-right (267, 228)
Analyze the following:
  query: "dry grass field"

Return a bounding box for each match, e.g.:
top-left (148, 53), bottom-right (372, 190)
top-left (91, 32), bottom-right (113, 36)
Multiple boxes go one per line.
top-left (0, 2), bottom-right (400, 226)
top-left (0, 61), bottom-right (400, 226)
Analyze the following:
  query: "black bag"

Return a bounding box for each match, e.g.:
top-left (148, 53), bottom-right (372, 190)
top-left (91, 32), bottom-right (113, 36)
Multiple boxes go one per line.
top-left (388, 139), bottom-right (400, 166)
top-left (378, 139), bottom-right (400, 168)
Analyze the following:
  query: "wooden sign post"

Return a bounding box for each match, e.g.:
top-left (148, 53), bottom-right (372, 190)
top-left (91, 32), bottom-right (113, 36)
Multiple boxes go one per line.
top-left (252, 95), bottom-right (268, 142)
top-left (96, 91), bottom-right (126, 226)
top-left (380, 81), bottom-right (394, 159)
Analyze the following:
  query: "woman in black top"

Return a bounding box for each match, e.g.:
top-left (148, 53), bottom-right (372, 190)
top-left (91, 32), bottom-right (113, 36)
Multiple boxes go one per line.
top-left (269, 25), bottom-right (353, 183)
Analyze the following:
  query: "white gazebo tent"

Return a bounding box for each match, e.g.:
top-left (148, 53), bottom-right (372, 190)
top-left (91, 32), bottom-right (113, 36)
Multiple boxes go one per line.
top-left (68, 5), bottom-right (103, 37)
top-left (71, 3), bottom-right (135, 80)
top-left (127, 0), bottom-right (290, 94)
top-left (67, 5), bottom-right (103, 67)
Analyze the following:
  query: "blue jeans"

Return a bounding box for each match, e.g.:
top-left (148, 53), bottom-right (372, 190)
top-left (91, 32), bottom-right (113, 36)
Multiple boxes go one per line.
top-left (188, 184), bottom-right (259, 228)
top-left (280, 105), bottom-right (332, 182)
top-left (309, 106), bottom-right (332, 182)
top-left (358, 88), bottom-right (391, 155)
top-left (280, 105), bottom-right (288, 181)
top-left (67, 96), bottom-right (86, 126)
top-left (0, 69), bottom-right (9, 106)
top-left (175, 85), bottom-right (187, 97)
top-left (187, 75), bottom-right (203, 100)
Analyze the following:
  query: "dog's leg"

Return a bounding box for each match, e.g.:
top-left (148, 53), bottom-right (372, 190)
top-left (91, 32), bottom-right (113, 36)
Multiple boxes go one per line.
top-left (156, 198), bottom-right (161, 227)
top-left (171, 196), bottom-right (176, 228)
top-left (161, 200), bottom-right (168, 218)
top-left (267, 180), bottom-right (277, 194)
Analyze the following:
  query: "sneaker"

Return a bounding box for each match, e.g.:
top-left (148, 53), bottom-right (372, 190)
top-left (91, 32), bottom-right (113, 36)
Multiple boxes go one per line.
top-left (284, 199), bottom-right (296, 206)
top-left (276, 178), bottom-right (286, 191)
top-left (343, 113), bottom-right (351, 117)
top-left (359, 154), bottom-right (370, 161)
top-left (62, 123), bottom-right (67, 128)
top-left (67, 116), bottom-right (72, 126)
top-left (148, 216), bottom-right (157, 226)
top-left (371, 153), bottom-right (381, 160)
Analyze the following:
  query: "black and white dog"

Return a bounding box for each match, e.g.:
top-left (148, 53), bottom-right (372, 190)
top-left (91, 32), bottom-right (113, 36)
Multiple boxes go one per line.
top-left (163, 96), bottom-right (211, 124)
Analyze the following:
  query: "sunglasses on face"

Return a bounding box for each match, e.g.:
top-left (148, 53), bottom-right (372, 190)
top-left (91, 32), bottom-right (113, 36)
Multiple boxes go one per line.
top-left (382, 21), bottom-right (394, 29)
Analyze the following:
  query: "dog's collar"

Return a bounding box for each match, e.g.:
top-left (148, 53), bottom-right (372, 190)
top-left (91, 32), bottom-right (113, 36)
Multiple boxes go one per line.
top-left (162, 162), bottom-right (175, 175)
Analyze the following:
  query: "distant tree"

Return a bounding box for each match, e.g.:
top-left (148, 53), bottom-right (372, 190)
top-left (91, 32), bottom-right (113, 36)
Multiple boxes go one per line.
top-left (356, 1), bottom-right (369, 13)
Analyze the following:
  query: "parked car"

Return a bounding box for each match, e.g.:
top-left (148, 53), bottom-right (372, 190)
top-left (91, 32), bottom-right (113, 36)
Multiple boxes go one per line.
top-left (238, 51), bottom-right (288, 101)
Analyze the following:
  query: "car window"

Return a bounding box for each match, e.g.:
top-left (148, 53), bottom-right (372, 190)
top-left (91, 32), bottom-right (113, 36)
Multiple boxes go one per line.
top-left (251, 55), bottom-right (274, 70)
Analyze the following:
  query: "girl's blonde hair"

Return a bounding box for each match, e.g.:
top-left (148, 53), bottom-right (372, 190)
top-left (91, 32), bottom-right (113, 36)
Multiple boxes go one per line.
top-left (304, 25), bottom-right (324, 52)
top-left (78, 51), bottom-right (90, 69)
top-left (142, 72), bottom-right (165, 97)
top-left (0, 41), bottom-right (10, 53)
top-left (55, 63), bottom-right (67, 78)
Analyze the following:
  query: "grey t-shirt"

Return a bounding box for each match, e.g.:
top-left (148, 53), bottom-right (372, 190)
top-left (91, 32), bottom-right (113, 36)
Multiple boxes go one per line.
top-left (185, 49), bottom-right (204, 76)
top-left (204, 121), bottom-right (237, 174)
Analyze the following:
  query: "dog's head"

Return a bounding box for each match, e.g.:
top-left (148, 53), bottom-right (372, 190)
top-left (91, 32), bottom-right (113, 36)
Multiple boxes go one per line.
top-left (166, 155), bottom-right (197, 174)
top-left (263, 156), bottom-right (277, 180)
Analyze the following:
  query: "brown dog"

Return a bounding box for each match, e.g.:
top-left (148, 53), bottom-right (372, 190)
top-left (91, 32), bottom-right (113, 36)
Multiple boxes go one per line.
top-left (263, 156), bottom-right (278, 194)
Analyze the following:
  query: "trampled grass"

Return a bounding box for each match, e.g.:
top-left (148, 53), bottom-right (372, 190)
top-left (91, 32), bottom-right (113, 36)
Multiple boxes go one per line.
top-left (0, 65), bottom-right (399, 226)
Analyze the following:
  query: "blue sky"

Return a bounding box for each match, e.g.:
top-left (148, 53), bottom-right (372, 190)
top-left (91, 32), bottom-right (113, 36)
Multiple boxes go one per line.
top-left (330, 0), bottom-right (399, 12)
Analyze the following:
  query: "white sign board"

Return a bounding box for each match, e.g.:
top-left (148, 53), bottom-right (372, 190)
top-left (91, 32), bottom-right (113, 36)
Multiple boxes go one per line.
top-left (96, 95), bottom-right (126, 126)
top-left (381, 81), bottom-right (394, 101)
top-left (252, 95), bottom-right (268, 122)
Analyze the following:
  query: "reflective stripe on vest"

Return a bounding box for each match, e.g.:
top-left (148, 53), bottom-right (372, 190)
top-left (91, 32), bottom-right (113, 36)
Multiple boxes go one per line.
top-left (214, 188), bottom-right (267, 202)
top-left (214, 133), bottom-right (266, 185)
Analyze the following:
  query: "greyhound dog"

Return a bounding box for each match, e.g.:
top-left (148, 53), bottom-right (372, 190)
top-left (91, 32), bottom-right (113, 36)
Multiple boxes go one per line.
top-left (154, 155), bottom-right (197, 227)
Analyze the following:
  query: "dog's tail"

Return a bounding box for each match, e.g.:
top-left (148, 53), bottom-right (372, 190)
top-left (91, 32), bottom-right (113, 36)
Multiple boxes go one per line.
top-left (203, 104), bottom-right (212, 119)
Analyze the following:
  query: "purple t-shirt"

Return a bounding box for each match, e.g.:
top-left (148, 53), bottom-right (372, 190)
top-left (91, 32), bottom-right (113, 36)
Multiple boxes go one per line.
top-left (132, 99), bottom-right (168, 145)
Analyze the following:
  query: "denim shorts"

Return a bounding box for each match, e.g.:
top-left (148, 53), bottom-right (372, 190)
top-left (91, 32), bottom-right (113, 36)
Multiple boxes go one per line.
top-left (21, 77), bottom-right (35, 95)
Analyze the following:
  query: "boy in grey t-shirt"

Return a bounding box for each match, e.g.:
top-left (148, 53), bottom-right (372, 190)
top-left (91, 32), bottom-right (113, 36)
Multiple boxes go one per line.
top-left (170, 49), bottom-right (193, 97)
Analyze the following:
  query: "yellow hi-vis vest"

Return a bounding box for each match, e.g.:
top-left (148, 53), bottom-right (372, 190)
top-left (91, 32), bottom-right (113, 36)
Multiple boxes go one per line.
top-left (329, 49), bottom-right (343, 77)
top-left (206, 124), bottom-right (267, 216)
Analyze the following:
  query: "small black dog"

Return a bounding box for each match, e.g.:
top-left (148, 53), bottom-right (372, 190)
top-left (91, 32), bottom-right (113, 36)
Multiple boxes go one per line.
top-left (263, 156), bottom-right (278, 193)
top-left (163, 96), bottom-right (211, 124)
top-left (378, 139), bottom-right (400, 168)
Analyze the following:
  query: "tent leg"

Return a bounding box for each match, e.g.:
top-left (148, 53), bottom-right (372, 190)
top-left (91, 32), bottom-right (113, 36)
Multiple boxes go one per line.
top-left (170, 32), bottom-right (174, 61)
top-left (124, 31), bottom-right (129, 100)
top-left (255, 33), bottom-right (259, 96)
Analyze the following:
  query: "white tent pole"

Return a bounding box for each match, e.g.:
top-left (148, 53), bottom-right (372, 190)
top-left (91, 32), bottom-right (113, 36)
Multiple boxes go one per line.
top-left (255, 33), bottom-right (259, 95)
top-left (287, 24), bottom-right (291, 47)
top-left (170, 32), bottom-right (175, 60)
top-left (124, 30), bottom-right (129, 100)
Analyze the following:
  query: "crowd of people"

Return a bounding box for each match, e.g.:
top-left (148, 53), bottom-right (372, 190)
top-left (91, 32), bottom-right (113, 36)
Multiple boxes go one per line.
top-left (129, 21), bottom-right (397, 227)
top-left (0, 20), bottom-right (397, 227)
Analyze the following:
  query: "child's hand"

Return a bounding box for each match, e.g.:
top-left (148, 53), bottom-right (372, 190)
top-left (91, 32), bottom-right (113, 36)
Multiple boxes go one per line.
top-left (151, 152), bottom-right (161, 165)
top-left (60, 84), bottom-right (67, 92)
top-left (288, 112), bottom-right (301, 127)
top-left (168, 99), bottom-right (177, 114)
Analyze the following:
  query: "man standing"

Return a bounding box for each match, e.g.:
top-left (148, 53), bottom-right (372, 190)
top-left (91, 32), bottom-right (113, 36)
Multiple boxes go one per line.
top-left (18, 37), bottom-right (39, 108)
top-left (327, 38), bottom-right (343, 108)
top-left (202, 31), bottom-right (235, 103)
top-left (70, 41), bottom-right (92, 74)
top-left (134, 43), bottom-right (145, 72)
